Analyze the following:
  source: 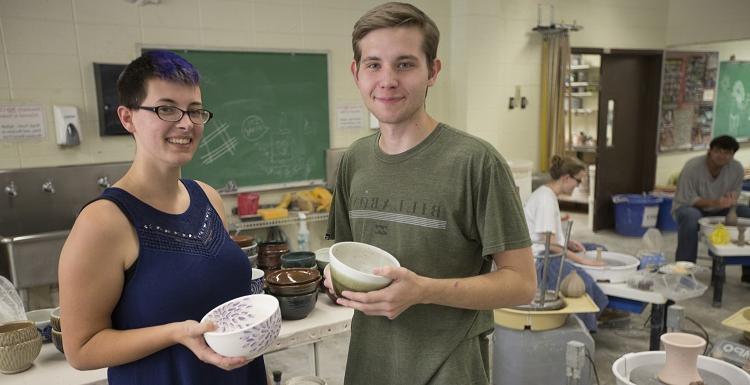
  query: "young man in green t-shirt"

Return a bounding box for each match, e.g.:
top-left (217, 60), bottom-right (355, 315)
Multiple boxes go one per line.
top-left (323, 3), bottom-right (537, 384)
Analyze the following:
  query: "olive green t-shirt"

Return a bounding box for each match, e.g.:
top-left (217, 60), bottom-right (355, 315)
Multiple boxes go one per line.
top-left (327, 123), bottom-right (531, 385)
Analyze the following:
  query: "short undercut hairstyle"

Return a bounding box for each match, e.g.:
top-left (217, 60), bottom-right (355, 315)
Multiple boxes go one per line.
top-left (117, 50), bottom-right (200, 109)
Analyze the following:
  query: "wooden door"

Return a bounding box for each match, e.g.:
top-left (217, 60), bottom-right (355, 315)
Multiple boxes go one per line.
top-left (593, 50), bottom-right (662, 231)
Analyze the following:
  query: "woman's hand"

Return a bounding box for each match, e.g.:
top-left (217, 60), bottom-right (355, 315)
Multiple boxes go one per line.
top-left (568, 240), bottom-right (585, 253)
top-left (579, 258), bottom-right (605, 267)
top-left (323, 264), bottom-right (337, 299)
top-left (175, 320), bottom-right (249, 371)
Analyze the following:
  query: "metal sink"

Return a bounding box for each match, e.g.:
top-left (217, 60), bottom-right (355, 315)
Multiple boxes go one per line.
top-left (0, 162), bottom-right (129, 291)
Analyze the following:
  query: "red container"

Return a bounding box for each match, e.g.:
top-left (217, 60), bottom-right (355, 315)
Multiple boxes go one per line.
top-left (237, 192), bottom-right (260, 217)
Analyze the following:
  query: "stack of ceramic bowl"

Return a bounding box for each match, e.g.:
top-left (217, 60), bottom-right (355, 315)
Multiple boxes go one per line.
top-left (266, 268), bottom-right (320, 320)
top-left (49, 307), bottom-right (63, 354)
top-left (0, 321), bottom-right (42, 374)
top-left (258, 241), bottom-right (289, 275)
top-left (232, 235), bottom-right (258, 268)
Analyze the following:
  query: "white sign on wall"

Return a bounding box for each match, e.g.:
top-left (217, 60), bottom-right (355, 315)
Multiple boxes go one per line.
top-left (0, 104), bottom-right (46, 140)
top-left (336, 102), bottom-right (365, 130)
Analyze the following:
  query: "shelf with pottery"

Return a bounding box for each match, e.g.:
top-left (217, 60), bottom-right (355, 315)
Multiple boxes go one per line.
top-left (4, 296), bottom-right (353, 385)
top-left (232, 212), bottom-right (329, 232)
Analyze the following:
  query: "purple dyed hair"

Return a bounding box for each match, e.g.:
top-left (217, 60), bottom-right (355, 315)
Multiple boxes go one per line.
top-left (117, 50), bottom-right (201, 108)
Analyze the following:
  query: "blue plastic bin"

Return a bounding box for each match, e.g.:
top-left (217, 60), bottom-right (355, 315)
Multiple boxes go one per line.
top-left (654, 193), bottom-right (677, 232)
top-left (612, 194), bottom-right (663, 237)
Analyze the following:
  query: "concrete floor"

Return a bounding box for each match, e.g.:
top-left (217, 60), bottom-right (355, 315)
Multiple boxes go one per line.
top-left (265, 210), bottom-right (750, 385)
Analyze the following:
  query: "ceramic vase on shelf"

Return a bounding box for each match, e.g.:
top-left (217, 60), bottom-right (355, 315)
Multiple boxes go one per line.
top-left (657, 332), bottom-right (706, 385)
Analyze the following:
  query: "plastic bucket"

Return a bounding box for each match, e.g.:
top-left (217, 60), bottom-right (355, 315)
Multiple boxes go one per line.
top-left (612, 194), bottom-right (663, 237)
top-left (652, 193), bottom-right (677, 232)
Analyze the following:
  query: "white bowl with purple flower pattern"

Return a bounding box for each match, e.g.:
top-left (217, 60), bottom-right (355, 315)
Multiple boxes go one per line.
top-left (201, 294), bottom-right (281, 359)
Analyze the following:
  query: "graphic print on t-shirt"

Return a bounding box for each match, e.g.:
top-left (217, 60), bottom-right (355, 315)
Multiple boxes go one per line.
top-left (348, 193), bottom-right (447, 237)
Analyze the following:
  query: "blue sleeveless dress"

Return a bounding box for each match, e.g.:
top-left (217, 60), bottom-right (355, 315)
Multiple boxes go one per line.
top-left (97, 179), bottom-right (267, 385)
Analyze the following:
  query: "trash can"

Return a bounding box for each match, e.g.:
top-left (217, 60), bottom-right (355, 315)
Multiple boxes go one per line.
top-left (651, 192), bottom-right (677, 232)
top-left (612, 194), bottom-right (663, 237)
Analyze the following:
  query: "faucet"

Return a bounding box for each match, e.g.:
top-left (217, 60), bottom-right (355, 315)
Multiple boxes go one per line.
top-left (4, 181), bottom-right (18, 197)
top-left (97, 176), bottom-right (111, 188)
top-left (42, 180), bottom-right (55, 194)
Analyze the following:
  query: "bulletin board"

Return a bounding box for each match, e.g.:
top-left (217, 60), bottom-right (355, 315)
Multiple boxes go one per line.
top-left (164, 49), bottom-right (331, 190)
top-left (657, 51), bottom-right (719, 152)
top-left (714, 61), bottom-right (750, 141)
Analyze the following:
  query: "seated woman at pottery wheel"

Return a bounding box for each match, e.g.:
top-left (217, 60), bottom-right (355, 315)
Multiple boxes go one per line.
top-left (523, 155), bottom-right (609, 331)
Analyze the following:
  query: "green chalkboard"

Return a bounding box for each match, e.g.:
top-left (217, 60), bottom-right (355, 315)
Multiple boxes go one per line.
top-left (170, 49), bottom-right (330, 189)
top-left (715, 61), bottom-right (750, 141)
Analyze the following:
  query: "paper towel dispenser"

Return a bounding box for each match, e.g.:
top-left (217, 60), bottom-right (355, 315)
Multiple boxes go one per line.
top-left (53, 105), bottom-right (81, 146)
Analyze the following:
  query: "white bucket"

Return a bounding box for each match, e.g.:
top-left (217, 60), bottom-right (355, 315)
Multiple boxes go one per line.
top-left (509, 159), bottom-right (533, 203)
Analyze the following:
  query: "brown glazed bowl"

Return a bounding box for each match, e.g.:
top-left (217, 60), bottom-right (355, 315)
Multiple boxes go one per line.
top-left (267, 277), bottom-right (321, 296)
top-left (231, 234), bottom-right (255, 248)
top-left (266, 268), bottom-right (320, 286)
top-left (258, 241), bottom-right (288, 268)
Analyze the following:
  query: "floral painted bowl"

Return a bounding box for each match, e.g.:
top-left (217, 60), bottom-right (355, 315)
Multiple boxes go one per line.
top-left (201, 294), bottom-right (281, 359)
top-left (329, 242), bottom-right (400, 297)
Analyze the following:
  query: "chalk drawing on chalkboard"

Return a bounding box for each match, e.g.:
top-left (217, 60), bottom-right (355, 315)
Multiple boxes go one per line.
top-left (199, 121), bottom-right (239, 165)
top-left (241, 115), bottom-right (269, 142)
top-left (727, 80), bottom-right (749, 135)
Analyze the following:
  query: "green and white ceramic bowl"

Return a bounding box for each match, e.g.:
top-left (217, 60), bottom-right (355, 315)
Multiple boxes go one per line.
top-left (329, 242), bottom-right (400, 297)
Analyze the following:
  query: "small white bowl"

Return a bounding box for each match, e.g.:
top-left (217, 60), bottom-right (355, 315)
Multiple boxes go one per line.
top-left (201, 294), bottom-right (281, 359)
top-left (314, 247), bottom-right (330, 270)
top-left (250, 268), bottom-right (265, 295)
top-left (329, 242), bottom-right (400, 296)
top-left (25, 308), bottom-right (54, 343)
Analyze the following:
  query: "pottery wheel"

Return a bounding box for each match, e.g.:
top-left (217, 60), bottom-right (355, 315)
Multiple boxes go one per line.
top-left (628, 364), bottom-right (731, 385)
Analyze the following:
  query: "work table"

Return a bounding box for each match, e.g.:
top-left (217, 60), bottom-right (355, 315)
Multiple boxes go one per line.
top-left (4, 296), bottom-right (353, 385)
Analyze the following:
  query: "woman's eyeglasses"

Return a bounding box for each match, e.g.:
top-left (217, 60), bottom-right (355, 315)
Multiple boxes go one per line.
top-left (135, 105), bottom-right (213, 125)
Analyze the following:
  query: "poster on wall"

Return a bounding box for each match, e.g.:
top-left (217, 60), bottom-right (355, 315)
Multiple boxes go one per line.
top-left (0, 104), bottom-right (46, 140)
top-left (657, 51), bottom-right (719, 152)
top-left (714, 61), bottom-right (750, 141)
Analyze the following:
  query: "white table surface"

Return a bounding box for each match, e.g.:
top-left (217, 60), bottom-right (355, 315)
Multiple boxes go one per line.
top-left (598, 282), bottom-right (667, 304)
top-left (708, 241), bottom-right (750, 257)
top-left (4, 296), bottom-right (354, 385)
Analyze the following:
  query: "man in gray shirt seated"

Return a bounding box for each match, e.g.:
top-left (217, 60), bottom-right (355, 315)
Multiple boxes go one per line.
top-left (673, 135), bottom-right (750, 283)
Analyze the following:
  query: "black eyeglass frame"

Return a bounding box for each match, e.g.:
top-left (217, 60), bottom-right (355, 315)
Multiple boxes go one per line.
top-left (135, 105), bottom-right (213, 125)
top-left (571, 175), bottom-right (583, 185)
